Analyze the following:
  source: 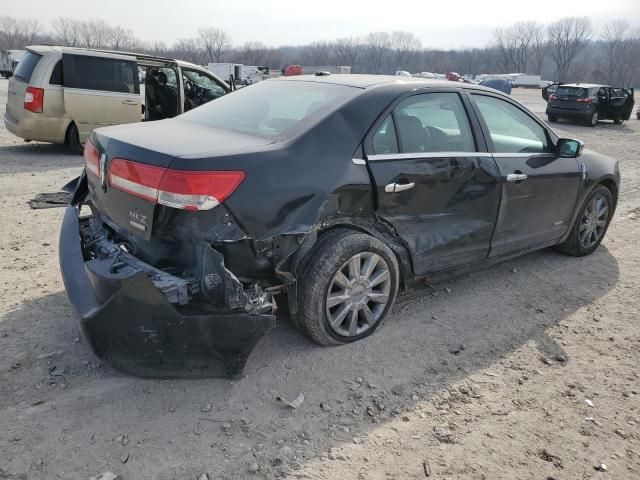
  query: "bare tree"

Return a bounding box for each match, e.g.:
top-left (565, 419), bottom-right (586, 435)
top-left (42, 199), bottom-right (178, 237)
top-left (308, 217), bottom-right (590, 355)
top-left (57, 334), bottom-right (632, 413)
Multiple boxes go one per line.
top-left (365, 31), bottom-right (391, 74)
top-left (390, 31), bottom-right (421, 70)
top-left (51, 17), bottom-right (81, 46)
top-left (303, 40), bottom-right (332, 65)
top-left (0, 16), bottom-right (42, 49)
top-left (547, 17), bottom-right (593, 82)
top-left (199, 27), bottom-right (231, 63)
top-left (333, 36), bottom-right (363, 69)
top-left (108, 26), bottom-right (136, 51)
top-left (171, 38), bottom-right (203, 64)
top-left (493, 21), bottom-right (540, 73)
top-left (530, 23), bottom-right (548, 74)
top-left (600, 20), bottom-right (640, 85)
top-left (239, 41), bottom-right (267, 66)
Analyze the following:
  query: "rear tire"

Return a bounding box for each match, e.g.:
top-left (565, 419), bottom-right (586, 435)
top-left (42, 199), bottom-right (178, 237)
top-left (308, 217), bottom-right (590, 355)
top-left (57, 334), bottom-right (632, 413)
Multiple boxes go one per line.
top-left (556, 185), bottom-right (613, 256)
top-left (586, 112), bottom-right (599, 127)
top-left (298, 230), bottom-right (399, 346)
top-left (547, 115), bottom-right (558, 123)
top-left (66, 123), bottom-right (83, 154)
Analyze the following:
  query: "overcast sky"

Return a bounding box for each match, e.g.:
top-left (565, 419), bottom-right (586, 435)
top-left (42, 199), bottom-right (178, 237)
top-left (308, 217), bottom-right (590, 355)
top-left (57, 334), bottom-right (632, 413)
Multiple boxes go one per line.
top-left (3, 0), bottom-right (640, 48)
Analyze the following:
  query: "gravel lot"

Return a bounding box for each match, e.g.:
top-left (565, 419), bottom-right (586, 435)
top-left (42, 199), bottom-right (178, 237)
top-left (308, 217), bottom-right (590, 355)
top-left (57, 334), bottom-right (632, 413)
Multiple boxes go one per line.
top-left (1, 79), bottom-right (639, 480)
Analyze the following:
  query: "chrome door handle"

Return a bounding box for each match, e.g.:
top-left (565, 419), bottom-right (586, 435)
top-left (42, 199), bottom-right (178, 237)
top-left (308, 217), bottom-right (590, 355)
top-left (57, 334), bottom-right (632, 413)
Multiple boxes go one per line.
top-left (506, 173), bottom-right (528, 182)
top-left (121, 99), bottom-right (138, 105)
top-left (385, 182), bottom-right (415, 193)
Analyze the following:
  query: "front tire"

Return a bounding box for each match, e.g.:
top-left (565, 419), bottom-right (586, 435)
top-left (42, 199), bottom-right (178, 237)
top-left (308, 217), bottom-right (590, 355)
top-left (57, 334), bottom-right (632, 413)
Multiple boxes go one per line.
top-left (298, 230), bottom-right (399, 346)
top-left (614, 118), bottom-right (624, 125)
top-left (556, 186), bottom-right (613, 256)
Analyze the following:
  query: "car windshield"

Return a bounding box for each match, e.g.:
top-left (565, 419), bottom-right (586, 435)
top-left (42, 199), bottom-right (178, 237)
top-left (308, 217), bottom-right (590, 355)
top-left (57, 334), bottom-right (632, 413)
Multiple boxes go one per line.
top-left (555, 87), bottom-right (588, 97)
top-left (180, 80), bottom-right (360, 138)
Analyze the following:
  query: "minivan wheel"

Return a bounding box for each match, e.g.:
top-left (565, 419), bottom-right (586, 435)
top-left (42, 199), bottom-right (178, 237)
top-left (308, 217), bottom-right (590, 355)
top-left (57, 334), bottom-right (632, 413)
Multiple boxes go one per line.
top-left (298, 230), bottom-right (399, 346)
top-left (556, 185), bottom-right (613, 256)
top-left (67, 123), bottom-right (83, 154)
top-left (588, 112), bottom-right (599, 127)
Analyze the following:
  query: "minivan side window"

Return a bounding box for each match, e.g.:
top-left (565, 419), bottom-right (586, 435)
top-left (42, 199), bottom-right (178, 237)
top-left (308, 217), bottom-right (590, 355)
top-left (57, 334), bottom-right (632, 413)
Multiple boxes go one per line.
top-left (62, 55), bottom-right (139, 94)
top-left (49, 60), bottom-right (63, 85)
top-left (13, 52), bottom-right (42, 83)
top-left (472, 94), bottom-right (550, 154)
top-left (393, 93), bottom-right (475, 153)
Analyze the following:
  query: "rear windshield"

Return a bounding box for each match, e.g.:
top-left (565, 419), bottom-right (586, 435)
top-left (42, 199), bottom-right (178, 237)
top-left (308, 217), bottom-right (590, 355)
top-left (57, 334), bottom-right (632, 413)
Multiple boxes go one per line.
top-left (13, 52), bottom-right (42, 83)
top-left (555, 87), bottom-right (588, 98)
top-left (181, 80), bottom-right (360, 138)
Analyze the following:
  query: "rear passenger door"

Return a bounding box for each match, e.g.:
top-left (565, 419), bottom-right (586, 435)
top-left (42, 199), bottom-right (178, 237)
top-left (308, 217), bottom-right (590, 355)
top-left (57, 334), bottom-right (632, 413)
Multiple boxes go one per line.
top-left (62, 52), bottom-right (140, 142)
top-left (469, 93), bottom-right (581, 256)
top-left (365, 90), bottom-right (501, 274)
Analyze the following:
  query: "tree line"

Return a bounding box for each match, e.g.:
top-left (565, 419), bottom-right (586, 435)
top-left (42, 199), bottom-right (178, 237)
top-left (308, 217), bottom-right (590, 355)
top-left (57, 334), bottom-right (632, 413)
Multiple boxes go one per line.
top-left (1, 15), bottom-right (639, 85)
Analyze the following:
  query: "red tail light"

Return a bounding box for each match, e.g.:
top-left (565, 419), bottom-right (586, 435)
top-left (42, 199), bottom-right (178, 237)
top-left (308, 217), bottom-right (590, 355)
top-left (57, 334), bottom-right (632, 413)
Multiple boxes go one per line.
top-left (108, 158), bottom-right (245, 211)
top-left (549, 94), bottom-right (557, 100)
top-left (576, 98), bottom-right (593, 103)
top-left (84, 140), bottom-right (100, 178)
top-left (24, 86), bottom-right (44, 113)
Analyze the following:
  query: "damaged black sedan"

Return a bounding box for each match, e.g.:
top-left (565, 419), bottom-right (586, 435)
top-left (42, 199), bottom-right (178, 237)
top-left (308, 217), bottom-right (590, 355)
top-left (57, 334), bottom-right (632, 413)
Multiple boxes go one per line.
top-left (60, 75), bottom-right (620, 378)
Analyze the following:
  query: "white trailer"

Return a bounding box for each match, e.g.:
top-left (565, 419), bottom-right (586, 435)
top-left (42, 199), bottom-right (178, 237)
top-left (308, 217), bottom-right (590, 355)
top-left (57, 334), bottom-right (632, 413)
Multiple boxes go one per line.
top-left (207, 63), bottom-right (265, 86)
top-left (207, 63), bottom-right (243, 85)
top-left (0, 49), bottom-right (26, 78)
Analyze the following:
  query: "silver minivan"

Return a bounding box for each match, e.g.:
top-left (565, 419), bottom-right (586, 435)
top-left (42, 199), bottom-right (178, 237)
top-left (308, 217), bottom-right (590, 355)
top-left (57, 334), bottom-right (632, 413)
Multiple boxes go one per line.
top-left (4, 46), bottom-right (230, 152)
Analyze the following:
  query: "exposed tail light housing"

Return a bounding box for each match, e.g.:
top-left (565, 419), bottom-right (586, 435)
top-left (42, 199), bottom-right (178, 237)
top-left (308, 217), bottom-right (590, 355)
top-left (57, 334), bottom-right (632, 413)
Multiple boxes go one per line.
top-left (576, 97), bottom-right (593, 103)
top-left (108, 158), bottom-right (245, 211)
top-left (549, 94), bottom-right (557, 101)
top-left (24, 86), bottom-right (44, 113)
top-left (83, 139), bottom-right (101, 178)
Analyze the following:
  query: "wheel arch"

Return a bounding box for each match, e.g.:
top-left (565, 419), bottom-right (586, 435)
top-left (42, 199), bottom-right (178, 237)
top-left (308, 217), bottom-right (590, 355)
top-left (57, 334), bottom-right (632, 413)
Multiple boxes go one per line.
top-left (283, 221), bottom-right (414, 316)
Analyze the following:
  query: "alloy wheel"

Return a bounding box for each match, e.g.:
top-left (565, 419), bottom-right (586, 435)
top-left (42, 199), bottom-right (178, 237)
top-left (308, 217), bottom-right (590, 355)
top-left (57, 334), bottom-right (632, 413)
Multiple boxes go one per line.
top-left (591, 112), bottom-right (599, 126)
top-left (325, 252), bottom-right (391, 337)
top-left (579, 194), bottom-right (609, 249)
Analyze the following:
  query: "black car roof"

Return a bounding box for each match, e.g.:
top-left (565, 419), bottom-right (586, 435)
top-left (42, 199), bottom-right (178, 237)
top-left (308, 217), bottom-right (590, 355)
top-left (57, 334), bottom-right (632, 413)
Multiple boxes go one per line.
top-left (273, 74), bottom-right (500, 94)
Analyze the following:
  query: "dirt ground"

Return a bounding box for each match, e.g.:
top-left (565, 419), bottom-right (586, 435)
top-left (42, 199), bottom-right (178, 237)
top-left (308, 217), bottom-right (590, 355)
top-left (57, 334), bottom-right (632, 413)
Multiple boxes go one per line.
top-left (0, 80), bottom-right (639, 480)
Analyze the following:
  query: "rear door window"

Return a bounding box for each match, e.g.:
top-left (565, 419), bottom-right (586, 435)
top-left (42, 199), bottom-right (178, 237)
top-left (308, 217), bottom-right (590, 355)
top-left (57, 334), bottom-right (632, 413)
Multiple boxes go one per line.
top-left (62, 54), bottom-right (139, 94)
top-left (393, 92), bottom-right (476, 153)
top-left (13, 52), bottom-right (42, 83)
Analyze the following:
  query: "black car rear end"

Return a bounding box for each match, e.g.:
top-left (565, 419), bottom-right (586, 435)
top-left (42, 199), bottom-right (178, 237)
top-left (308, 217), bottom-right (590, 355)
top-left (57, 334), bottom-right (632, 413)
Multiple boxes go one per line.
top-left (546, 86), bottom-right (596, 124)
top-left (59, 122), bottom-right (281, 378)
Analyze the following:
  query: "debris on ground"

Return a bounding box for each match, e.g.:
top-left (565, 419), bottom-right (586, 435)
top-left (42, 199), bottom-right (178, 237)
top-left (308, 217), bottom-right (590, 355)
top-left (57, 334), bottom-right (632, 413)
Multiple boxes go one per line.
top-left (277, 393), bottom-right (305, 409)
top-left (28, 191), bottom-right (70, 209)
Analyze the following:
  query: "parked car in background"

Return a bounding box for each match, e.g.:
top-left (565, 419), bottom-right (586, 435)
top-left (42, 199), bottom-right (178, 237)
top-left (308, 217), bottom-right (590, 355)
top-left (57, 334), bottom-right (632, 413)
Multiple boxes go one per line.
top-left (60, 75), bottom-right (619, 378)
top-left (0, 49), bottom-right (26, 78)
top-left (4, 46), bottom-right (230, 152)
top-left (479, 78), bottom-right (512, 95)
top-left (543, 83), bottom-right (634, 126)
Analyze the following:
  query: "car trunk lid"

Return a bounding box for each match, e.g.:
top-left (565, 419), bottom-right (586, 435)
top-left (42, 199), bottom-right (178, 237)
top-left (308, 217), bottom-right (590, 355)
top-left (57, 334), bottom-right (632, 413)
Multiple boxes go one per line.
top-left (88, 119), bottom-right (271, 241)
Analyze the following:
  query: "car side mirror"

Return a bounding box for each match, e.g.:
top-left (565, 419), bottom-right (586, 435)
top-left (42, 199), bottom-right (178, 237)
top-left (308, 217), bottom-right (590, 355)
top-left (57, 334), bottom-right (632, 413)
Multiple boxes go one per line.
top-left (557, 138), bottom-right (584, 158)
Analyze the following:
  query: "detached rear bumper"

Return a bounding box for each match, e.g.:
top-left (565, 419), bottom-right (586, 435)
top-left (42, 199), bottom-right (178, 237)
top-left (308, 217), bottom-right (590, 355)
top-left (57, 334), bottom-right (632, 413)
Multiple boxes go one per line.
top-left (59, 205), bottom-right (276, 379)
